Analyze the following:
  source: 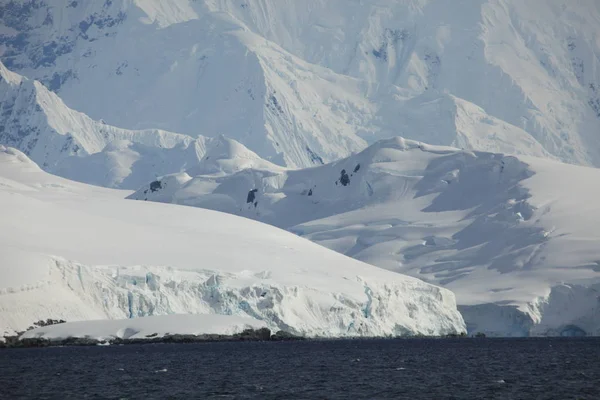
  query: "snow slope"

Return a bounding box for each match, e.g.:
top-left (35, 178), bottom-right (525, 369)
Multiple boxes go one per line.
top-left (0, 60), bottom-right (209, 188)
top-left (2, 0), bottom-right (589, 168)
top-left (130, 137), bottom-right (600, 336)
top-left (20, 314), bottom-right (267, 342)
top-left (0, 61), bottom-right (291, 189)
top-left (191, 0), bottom-right (600, 166)
top-left (0, 145), bottom-right (465, 338)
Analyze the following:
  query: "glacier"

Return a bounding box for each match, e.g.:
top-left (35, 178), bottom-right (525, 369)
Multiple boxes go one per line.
top-left (130, 137), bottom-right (600, 336)
top-left (0, 145), bottom-right (465, 338)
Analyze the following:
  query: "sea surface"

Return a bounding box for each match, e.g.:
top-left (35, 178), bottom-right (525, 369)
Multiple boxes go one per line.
top-left (1, 338), bottom-right (599, 399)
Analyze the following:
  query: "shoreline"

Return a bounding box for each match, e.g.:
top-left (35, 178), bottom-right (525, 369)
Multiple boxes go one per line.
top-left (0, 328), bottom-right (305, 349)
top-left (0, 330), bottom-right (497, 349)
top-left (2, 332), bottom-right (595, 349)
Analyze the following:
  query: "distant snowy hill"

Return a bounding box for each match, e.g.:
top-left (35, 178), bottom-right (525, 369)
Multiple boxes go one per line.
top-left (3, 0), bottom-right (597, 167)
top-left (0, 145), bottom-right (465, 337)
top-left (130, 137), bottom-right (600, 336)
top-left (0, 61), bottom-right (281, 188)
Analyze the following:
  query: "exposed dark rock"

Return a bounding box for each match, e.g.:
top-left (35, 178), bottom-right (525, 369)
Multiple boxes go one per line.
top-left (2, 336), bottom-right (98, 348)
top-left (60, 337), bottom-right (102, 346)
top-left (354, 164), bottom-right (360, 173)
top-left (0, 334), bottom-right (21, 348)
top-left (271, 330), bottom-right (305, 341)
top-left (339, 169), bottom-right (350, 186)
top-left (267, 94), bottom-right (283, 114)
top-left (31, 319), bottom-right (66, 328)
top-left (1, 328), bottom-right (308, 348)
top-left (445, 332), bottom-right (467, 338)
top-left (47, 70), bottom-right (72, 92)
top-left (26, 319), bottom-right (67, 331)
top-left (247, 188), bottom-right (258, 203)
top-left (235, 327), bottom-right (272, 341)
top-left (372, 47), bottom-right (387, 61)
top-left (149, 180), bottom-right (162, 192)
top-left (307, 189), bottom-right (312, 196)
top-left (306, 146), bottom-right (324, 165)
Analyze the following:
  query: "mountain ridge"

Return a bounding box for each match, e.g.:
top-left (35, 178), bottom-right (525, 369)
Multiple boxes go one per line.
top-left (1, 0), bottom-right (587, 168)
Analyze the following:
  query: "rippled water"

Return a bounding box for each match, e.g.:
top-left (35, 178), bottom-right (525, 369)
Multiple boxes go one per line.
top-left (1, 338), bottom-right (599, 399)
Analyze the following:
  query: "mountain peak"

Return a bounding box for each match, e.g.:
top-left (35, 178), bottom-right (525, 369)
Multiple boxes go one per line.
top-left (0, 60), bottom-right (22, 85)
top-left (0, 63), bottom-right (254, 188)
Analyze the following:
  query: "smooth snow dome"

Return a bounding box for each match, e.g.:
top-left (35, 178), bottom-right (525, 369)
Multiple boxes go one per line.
top-left (20, 314), bottom-right (267, 341)
top-left (2, 0), bottom-right (600, 168)
top-left (130, 137), bottom-right (600, 336)
top-left (0, 146), bottom-right (465, 337)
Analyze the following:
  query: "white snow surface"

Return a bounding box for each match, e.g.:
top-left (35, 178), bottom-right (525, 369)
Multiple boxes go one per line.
top-left (130, 137), bottom-right (600, 336)
top-left (20, 314), bottom-right (267, 341)
top-left (0, 62), bottom-right (283, 189)
top-left (2, 0), bottom-right (600, 338)
top-left (2, 0), bottom-right (599, 168)
top-left (0, 146), bottom-right (465, 338)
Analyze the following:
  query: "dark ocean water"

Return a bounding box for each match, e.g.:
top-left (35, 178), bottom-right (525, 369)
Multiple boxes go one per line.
top-left (1, 338), bottom-right (599, 399)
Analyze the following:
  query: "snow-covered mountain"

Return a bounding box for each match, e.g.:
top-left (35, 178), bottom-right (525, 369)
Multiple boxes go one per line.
top-left (2, 0), bottom-right (600, 338)
top-left (3, 0), bottom-right (596, 168)
top-left (0, 60), bottom-right (286, 188)
top-left (130, 137), bottom-right (600, 336)
top-left (0, 145), bottom-right (465, 337)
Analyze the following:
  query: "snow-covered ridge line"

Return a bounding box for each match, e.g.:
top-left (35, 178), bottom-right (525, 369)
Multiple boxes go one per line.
top-left (0, 61), bottom-right (195, 159)
top-left (0, 146), bottom-right (465, 337)
top-left (2, 0), bottom-right (576, 169)
top-left (0, 61), bottom-right (287, 189)
top-left (0, 60), bottom-right (204, 188)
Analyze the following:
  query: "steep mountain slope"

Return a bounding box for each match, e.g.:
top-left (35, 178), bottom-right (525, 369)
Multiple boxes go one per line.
top-left (0, 0), bottom-right (581, 168)
top-left (0, 60), bottom-right (208, 188)
top-left (0, 61), bottom-right (287, 188)
top-left (203, 0), bottom-right (600, 166)
top-left (130, 137), bottom-right (600, 336)
top-left (0, 1), bottom-right (370, 167)
top-left (0, 145), bottom-right (465, 337)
